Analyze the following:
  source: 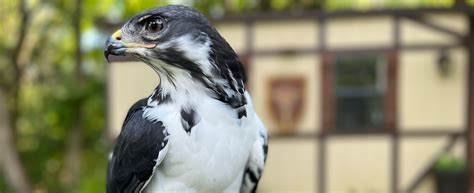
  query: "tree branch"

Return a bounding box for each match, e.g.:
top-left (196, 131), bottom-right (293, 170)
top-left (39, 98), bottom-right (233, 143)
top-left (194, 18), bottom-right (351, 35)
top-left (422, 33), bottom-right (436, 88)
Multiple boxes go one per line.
top-left (12, 0), bottom-right (30, 84)
top-left (0, 0), bottom-right (33, 192)
top-left (0, 90), bottom-right (31, 193)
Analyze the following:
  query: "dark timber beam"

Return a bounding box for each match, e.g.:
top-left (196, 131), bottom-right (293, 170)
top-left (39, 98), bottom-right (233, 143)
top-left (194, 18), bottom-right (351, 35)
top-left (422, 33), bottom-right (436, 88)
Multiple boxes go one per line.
top-left (318, 17), bottom-right (328, 193)
top-left (389, 16), bottom-right (401, 193)
top-left (403, 14), bottom-right (465, 40)
top-left (406, 135), bottom-right (461, 193)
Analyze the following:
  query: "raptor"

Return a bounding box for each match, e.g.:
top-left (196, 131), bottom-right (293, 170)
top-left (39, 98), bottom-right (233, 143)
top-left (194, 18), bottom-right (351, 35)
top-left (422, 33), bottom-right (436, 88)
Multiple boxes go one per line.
top-left (104, 5), bottom-right (268, 193)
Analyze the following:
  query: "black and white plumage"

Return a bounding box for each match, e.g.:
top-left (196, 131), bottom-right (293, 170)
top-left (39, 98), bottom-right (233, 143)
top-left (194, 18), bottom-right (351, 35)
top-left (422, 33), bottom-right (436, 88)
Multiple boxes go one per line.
top-left (104, 5), bottom-right (268, 193)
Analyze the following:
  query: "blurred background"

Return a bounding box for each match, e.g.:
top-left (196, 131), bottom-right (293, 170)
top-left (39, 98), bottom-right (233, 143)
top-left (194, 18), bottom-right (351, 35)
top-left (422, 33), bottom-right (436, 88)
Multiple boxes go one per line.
top-left (1, 0), bottom-right (474, 193)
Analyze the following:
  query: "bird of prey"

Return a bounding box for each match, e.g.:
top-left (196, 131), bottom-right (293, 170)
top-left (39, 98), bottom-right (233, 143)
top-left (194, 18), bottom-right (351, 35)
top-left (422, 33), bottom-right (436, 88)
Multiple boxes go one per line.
top-left (104, 5), bottom-right (268, 193)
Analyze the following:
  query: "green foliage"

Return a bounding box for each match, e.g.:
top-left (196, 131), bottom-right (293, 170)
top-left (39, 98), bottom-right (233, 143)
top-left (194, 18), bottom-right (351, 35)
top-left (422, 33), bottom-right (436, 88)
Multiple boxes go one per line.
top-left (434, 153), bottom-right (466, 172)
top-left (0, 0), bottom-right (110, 192)
top-left (0, 172), bottom-right (9, 193)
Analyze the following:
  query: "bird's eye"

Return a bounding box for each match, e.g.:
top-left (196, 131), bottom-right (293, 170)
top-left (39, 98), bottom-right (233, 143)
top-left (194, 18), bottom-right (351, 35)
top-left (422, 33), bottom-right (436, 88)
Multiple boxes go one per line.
top-left (145, 18), bottom-right (164, 33)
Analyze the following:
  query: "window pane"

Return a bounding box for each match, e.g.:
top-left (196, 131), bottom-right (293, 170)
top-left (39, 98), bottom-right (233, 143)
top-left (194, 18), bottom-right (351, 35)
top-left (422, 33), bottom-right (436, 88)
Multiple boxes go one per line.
top-left (336, 96), bottom-right (383, 132)
top-left (335, 56), bottom-right (378, 87)
top-left (334, 54), bottom-right (386, 132)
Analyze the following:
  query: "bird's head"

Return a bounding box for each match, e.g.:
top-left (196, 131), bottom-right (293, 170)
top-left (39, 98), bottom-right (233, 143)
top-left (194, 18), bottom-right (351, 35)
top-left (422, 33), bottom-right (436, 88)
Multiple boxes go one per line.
top-left (105, 5), bottom-right (210, 60)
top-left (105, 5), bottom-right (246, 107)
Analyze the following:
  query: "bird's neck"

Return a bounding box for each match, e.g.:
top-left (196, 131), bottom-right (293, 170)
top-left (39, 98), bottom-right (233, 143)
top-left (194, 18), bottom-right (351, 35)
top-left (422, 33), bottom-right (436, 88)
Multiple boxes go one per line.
top-left (151, 69), bottom-right (205, 102)
top-left (147, 67), bottom-right (246, 109)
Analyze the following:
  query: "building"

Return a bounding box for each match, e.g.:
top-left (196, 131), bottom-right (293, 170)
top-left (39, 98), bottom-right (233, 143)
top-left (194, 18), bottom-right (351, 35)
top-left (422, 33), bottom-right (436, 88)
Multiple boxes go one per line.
top-left (106, 6), bottom-right (474, 193)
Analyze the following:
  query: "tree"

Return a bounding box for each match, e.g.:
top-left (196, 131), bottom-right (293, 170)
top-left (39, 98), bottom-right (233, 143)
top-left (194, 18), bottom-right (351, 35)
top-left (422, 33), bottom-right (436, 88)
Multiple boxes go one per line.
top-left (0, 0), bottom-right (33, 192)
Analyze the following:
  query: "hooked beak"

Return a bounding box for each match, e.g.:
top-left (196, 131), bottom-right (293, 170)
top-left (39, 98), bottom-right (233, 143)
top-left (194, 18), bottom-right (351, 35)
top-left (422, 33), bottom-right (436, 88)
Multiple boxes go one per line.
top-left (104, 29), bottom-right (157, 62)
top-left (104, 30), bottom-right (126, 61)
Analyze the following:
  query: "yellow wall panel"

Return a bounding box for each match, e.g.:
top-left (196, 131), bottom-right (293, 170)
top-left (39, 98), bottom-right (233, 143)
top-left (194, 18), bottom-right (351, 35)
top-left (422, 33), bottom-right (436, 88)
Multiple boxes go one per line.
top-left (254, 20), bottom-right (318, 50)
top-left (327, 16), bottom-right (392, 49)
top-left (399, 48), bottom-right (466, 130)
top-left (259, 139), bottom-right (317, 193)
top-left (399, 137), bottom-right (446, 191)
top-left (401, 19), bottom-right (459, 46)
top-left (327, 136), bottom-right (390, 193)
top-left (425, 13), bottom-right (468, 35)
top-left (215, 22), bottom-right (246, 54)
top-left (108, 62), bottom-right (159, 137)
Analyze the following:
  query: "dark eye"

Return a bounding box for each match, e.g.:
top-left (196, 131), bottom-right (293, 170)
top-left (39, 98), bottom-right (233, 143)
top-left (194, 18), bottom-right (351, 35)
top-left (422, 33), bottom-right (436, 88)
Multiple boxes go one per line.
top-left (145, 18), bottom-right (164, 33)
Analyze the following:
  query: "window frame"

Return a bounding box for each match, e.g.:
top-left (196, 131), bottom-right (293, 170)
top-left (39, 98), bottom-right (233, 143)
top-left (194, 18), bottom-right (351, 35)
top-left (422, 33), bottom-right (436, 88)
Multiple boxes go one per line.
top-left (321, 50), bottom-right (398, 135)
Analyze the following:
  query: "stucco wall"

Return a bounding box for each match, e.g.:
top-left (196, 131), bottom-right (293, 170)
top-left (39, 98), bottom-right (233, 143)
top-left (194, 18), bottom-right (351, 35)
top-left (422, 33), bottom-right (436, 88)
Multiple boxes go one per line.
top-left (107, 62), bottom-right (158, 138)
top-left (259, 139), bottom-right (317, 193)
top-left (327, 16), bottom-right (392, 48)
top-left (398, 48), bottom-right (467, 131)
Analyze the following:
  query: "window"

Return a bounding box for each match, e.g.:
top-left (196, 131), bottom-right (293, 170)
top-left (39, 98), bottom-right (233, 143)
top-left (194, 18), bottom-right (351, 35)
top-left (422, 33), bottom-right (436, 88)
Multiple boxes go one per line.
top-left (334, 54), bottom-right (387, 132)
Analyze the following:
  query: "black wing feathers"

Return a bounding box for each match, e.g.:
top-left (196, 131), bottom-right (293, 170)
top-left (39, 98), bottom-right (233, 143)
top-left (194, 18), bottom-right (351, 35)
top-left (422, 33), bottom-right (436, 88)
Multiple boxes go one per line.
top-left (107, 99), bottom-right (168, 193)
top-left (240, 135), bottom-right (268, 193)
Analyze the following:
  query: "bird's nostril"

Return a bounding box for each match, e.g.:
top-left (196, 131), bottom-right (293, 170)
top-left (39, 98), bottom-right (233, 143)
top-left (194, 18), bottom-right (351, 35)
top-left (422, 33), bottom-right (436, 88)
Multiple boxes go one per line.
top-left (112, 30), bottom-right (123, 41)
